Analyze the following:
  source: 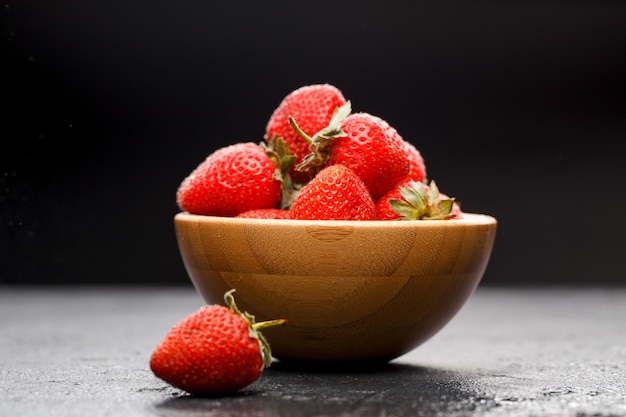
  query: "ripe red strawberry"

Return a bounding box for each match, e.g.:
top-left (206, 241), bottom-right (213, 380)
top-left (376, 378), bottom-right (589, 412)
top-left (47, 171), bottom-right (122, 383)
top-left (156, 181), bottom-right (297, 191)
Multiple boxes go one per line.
top-left (265, 84), bottom-right (346, 184)
top-left (150, 289), bottom-right (286, 395)
top-left (236, 208), bottom-right (291, 219)
top-left (176, 140), bottom-right (293, 217)
top-left (403, 141), bottom-right (427, 183)
top-left (375, 180), bottom-right (463, 220)
top-left (290, 164), bottom-right (376, 220)
top-left (293, 104), bottom-right (409, 200)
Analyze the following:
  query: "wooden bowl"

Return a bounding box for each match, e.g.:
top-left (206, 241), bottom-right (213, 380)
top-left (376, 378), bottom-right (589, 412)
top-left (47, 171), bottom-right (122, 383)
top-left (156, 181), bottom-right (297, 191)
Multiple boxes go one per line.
top-left (174, 212), bottom-right (497, 363)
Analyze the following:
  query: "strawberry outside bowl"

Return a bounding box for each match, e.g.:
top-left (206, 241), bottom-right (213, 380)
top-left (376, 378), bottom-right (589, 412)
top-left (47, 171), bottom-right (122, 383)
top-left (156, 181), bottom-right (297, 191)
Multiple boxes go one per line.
top-left (174, 212), bottom-right (497, 363)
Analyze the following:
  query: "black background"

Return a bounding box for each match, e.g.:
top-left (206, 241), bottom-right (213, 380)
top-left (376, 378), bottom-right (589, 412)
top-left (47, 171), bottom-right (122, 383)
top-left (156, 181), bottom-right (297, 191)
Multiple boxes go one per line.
top-left (2, 1), bottom-right (625, 286)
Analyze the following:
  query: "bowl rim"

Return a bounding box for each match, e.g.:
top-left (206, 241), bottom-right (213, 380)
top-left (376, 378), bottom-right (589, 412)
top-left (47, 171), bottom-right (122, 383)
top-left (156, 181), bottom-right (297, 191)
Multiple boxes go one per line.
top-left (174, 212), bottom-right (496, 228)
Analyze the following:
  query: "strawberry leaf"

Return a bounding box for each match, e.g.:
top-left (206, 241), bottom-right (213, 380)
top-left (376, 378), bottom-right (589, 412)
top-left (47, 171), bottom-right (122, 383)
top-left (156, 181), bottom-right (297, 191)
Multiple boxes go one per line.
top-left (291, 101), bottom-right (352, 176)
top-left (224, 289), bottom-right (287, 368)
top-left (261, 136), bottom-right (301, 210)
top-left (261, 135), bottom-right (296, 182)
top-left (389, 180), bottom-right (456, 220)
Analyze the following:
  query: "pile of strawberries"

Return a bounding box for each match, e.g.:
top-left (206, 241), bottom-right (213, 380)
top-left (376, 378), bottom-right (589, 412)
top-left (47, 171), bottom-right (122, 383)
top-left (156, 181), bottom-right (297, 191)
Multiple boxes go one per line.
top-left (176, 84), bottom-right (462, 220)
top-left (151, 86), bottom-right (466, 396)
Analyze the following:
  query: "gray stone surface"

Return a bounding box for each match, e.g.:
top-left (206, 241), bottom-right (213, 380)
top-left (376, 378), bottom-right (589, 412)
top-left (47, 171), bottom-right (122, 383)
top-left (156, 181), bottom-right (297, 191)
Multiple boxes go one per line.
top-left (1, 286), bottom-right (624, 417)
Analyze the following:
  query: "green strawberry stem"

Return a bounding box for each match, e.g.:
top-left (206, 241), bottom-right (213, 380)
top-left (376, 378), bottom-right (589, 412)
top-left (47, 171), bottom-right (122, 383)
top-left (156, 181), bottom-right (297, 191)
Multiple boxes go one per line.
top-left (224, 289), bottom-right (287, 368)
top-left (261, 136), bottom-right (301, 209)
top-left (262, 135), bottom-right (296, 182)
top-left (388, 180), bottom-right (456, 220)
top-left (253, 319), bottom-right (289, 331)
top-left (289, 101), bottom-right (352, 177)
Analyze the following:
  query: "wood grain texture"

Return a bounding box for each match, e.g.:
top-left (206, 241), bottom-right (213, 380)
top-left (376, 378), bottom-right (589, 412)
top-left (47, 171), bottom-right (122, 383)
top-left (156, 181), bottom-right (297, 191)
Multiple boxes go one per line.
top-left (174, 213), bottom-right (497, 362)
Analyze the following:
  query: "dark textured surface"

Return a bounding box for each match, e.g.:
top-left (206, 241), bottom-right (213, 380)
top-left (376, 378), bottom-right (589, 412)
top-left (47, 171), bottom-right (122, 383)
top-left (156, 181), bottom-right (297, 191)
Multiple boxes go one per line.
top-left (1, 286), bottom-right (625, 417)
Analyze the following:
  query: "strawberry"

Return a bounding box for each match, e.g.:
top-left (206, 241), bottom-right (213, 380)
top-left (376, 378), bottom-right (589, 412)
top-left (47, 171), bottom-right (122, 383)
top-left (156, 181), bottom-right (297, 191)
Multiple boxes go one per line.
top-left (176, 140), bottom-right (294, 217)
top-left (236, 208), bottom-right (291, 219)
top-left (150, 289), bottom-right (287, 395)
top-left (265, 84), bottom-right (346, 184)
top-left (403, 141), bottom-right (427, 183)
top-left (289, 164), bottom-right (376, 220)
top-left (293, 103), bottom-right (409, 200)
top-left (375, 180), bottom-right (463, 220)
